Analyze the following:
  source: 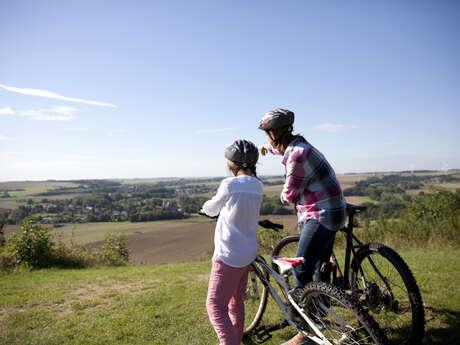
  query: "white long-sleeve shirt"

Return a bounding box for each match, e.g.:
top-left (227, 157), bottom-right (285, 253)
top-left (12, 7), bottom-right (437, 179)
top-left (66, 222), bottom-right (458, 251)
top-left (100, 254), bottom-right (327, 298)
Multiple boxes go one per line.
top-left (202, 175), bottom-right (263, 267)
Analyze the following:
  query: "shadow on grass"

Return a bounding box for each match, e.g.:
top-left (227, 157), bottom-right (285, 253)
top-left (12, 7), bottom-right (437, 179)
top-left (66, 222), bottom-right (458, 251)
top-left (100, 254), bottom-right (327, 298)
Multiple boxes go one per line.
top-left (243, 306), bottom-right (460, 345)
top-left (422, 306), bottom-right (460, 345)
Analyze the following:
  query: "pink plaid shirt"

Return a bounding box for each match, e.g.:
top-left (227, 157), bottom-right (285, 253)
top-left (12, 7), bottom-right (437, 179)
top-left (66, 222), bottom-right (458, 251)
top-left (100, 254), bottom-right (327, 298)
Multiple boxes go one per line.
top-left (270, 138), bottom-right (346, 231)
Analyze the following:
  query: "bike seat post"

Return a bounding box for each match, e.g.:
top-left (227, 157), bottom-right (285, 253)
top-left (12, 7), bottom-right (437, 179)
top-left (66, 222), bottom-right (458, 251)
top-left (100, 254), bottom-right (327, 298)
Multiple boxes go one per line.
top-left (283, 272), bottom-right (292, 286)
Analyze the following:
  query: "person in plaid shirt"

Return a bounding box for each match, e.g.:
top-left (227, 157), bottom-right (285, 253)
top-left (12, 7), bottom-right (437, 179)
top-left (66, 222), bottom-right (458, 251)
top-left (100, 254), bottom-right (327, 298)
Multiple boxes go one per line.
top-left (258, 108), bottom-right (346, 345)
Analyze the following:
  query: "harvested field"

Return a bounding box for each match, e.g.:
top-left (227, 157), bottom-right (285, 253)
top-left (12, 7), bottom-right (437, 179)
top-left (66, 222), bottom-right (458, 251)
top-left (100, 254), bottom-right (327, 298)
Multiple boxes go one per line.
top-left (86, 215), bottom-right (300, 265)
top-left (4, 216), bottom-right (300, 266)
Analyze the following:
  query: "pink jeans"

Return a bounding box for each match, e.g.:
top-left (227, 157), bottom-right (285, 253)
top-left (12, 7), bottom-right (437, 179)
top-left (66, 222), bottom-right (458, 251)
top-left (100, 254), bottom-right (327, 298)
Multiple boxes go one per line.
top-left (206, 258), bottom-right (250, 345)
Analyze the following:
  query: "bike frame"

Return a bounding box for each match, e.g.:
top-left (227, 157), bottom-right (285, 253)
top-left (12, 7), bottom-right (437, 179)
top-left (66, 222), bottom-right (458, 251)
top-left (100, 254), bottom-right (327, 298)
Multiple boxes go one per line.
top-left (251, 255), bottom-right (338, 345)
top-left (330, 209), bottom-right (392, 295)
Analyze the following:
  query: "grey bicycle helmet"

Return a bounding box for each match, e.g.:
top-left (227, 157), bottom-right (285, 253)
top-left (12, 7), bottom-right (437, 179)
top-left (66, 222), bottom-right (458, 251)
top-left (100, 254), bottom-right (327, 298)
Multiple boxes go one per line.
top-left (258, 108), bottom-right (294, 131)
top-left (224, 139), bottom-right (259, 168)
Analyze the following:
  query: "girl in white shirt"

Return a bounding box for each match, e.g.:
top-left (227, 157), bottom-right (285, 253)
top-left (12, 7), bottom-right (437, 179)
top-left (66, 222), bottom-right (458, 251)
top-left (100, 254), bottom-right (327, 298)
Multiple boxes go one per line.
top-left (201, 139), bottom-right (263, 345)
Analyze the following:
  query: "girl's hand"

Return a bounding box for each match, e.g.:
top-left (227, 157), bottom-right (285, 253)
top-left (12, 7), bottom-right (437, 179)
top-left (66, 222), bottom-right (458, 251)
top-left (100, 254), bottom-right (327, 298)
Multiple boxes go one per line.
top-left (259, 143), bottom-right (269, 156)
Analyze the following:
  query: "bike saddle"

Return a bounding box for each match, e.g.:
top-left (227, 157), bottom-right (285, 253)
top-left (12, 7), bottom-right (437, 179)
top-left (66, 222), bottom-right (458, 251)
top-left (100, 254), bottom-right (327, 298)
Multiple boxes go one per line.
top-left (272, 256), bottom-right (305, 275)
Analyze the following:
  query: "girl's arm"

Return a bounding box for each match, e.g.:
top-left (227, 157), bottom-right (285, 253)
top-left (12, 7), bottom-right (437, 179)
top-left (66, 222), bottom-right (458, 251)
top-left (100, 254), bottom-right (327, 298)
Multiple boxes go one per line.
top-left (201, 181), bottom-right (229, 217)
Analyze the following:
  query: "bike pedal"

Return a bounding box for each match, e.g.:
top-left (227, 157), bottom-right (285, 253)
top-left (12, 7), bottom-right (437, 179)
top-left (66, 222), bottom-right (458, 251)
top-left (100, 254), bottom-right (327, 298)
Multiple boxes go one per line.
top-left (254, 326), bottom-right (272, 344)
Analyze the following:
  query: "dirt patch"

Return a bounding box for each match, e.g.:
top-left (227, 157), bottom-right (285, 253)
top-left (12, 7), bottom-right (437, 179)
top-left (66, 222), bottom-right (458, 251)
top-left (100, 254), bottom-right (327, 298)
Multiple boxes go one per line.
top-left (0, 279), bottom-right (162, 321)
top-left (0, 307), bottom-right (26, 322)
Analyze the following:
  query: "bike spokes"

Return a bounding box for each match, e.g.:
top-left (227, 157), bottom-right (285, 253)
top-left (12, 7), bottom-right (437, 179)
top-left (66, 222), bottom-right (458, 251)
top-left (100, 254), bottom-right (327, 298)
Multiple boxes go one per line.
top-left (299, 286), bottom-right (384, 345)
top-left (354, 253), bottom-right (414, 344)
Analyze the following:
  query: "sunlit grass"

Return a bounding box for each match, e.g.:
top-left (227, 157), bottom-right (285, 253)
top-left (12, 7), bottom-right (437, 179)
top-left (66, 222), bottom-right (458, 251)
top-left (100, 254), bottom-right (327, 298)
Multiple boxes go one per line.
top-left (0, 248), bottom-right (458, 345)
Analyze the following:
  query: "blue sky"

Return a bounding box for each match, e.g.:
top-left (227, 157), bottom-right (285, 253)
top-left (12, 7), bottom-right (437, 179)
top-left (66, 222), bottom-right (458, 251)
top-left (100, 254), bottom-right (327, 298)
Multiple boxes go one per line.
top-left (1, 0), bottom-right (459, 181)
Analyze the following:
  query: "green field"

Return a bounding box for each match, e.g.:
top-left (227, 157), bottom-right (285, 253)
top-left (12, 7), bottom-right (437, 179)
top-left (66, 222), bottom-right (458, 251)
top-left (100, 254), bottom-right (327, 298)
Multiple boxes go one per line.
top-left (1, 247), bottom-right (459, 345)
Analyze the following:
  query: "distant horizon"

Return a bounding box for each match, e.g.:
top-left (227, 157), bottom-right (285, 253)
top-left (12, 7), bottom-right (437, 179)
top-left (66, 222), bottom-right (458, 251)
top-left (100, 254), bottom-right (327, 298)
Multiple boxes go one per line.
top-left (1, 168), bottom-right (458, 184)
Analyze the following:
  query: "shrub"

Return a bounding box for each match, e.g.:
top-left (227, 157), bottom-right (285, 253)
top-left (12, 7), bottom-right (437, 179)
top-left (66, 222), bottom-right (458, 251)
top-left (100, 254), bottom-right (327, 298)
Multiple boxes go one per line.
top-left (102, 232), bottom-right (130, 266)
top-left (357, 190), bottom-right (460, 249)
top-left (0, 220), bottom-right (131, 271)
top-left (52, 242), bottom-right (101, 269)
top-left (6, 219), bottom-right (55, 269)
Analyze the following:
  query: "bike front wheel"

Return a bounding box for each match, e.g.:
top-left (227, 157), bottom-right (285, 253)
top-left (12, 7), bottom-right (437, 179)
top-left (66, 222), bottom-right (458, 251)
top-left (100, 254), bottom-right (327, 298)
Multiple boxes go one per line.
top-left (349, 243), bottom-right (425, 345)
top-left (297, 281), bottom-right (387, 345)
top-left (243, 259), bottom-right (269, 336)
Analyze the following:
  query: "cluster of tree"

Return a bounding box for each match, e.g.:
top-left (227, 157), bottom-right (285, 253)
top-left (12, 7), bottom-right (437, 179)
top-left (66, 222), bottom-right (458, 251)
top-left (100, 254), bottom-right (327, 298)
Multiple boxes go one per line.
top-left (343, 175), bottom-right (425, 201)
top-left (357, 190), bottom-right (460, 248)
top-left (1, 184), bottom-right (210, 224)
top-left (344, 174), bottom-right (459, 202)
top-left (261, 179), bottom-right (285, 186)
top-left (260, 195), bottom-right (294, 215)
top-left (129, 210), bottom-right (185, 222)
top-left (153, 177), bottom-right (222, 187)
top-left (357, 199), bottom-right (408, 221)
top-left (178, 196), bottom-right (208, 213)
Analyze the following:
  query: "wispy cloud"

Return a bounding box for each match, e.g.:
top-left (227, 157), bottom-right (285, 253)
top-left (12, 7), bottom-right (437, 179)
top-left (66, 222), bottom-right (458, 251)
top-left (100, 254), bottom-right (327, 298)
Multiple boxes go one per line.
top-left (0, 107), bottom-right (15, 115)
top-left (1, 106), bottom-right (78, 121)
top-left (0, 83), bottom-right (118, 108)
top-left (195, 127), bottom-right (235, 135)
top-left (312, 123), bottom-right (360, 133)
top-left (21, 106), bottom-right (78, 121)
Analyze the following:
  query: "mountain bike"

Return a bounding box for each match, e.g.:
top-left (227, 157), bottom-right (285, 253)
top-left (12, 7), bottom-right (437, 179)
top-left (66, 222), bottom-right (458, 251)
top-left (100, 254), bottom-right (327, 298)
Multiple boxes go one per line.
top-left (243, 219), bottom-right (387, 345)
top-left (263, 204), bottom-right (424, 345)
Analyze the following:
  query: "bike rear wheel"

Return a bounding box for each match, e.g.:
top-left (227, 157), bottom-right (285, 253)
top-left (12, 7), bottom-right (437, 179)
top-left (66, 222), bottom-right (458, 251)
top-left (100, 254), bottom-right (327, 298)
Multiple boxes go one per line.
top-left (243, 259), bottom-right (269, 336)
top-left (349, 243), bottom-right (425, 345)
top-left (297, 281), bottom-right (387, 345)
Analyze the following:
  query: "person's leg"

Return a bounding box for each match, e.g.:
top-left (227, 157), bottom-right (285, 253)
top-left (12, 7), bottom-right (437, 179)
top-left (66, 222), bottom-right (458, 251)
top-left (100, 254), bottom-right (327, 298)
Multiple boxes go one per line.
top-left (228, 264), bottom-right (250, 343)
top-left (206, 258), bottom-right (249, 345)
top-left (287, 221), bottom-right (335, 345)
top-left (293, 219), bottom-right (336, 287)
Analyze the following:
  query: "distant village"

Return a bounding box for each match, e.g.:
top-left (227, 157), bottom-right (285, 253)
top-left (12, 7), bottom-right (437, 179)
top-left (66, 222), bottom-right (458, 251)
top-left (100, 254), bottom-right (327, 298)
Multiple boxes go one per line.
top-left (1, 180), bottom-right (213, 225)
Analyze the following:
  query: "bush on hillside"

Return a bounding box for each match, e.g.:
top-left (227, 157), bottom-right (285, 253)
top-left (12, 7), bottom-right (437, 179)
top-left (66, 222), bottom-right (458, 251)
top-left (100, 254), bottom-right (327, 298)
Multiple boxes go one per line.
top-left (5, 219), bottom-right (55, 268)
top-left (356, 190), bottom-right (460, 248)
top-left (102, 232), bottom-right (130, 266)
top-left (0, 219), bottom-right (131, 271)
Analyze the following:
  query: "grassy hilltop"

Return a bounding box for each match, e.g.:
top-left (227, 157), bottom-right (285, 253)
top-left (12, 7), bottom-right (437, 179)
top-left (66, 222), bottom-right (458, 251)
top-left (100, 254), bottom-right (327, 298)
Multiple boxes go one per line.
top-left (1, 171), bottom-right (459, 344)
top-left (1, 248), bottom-right (459, 345)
